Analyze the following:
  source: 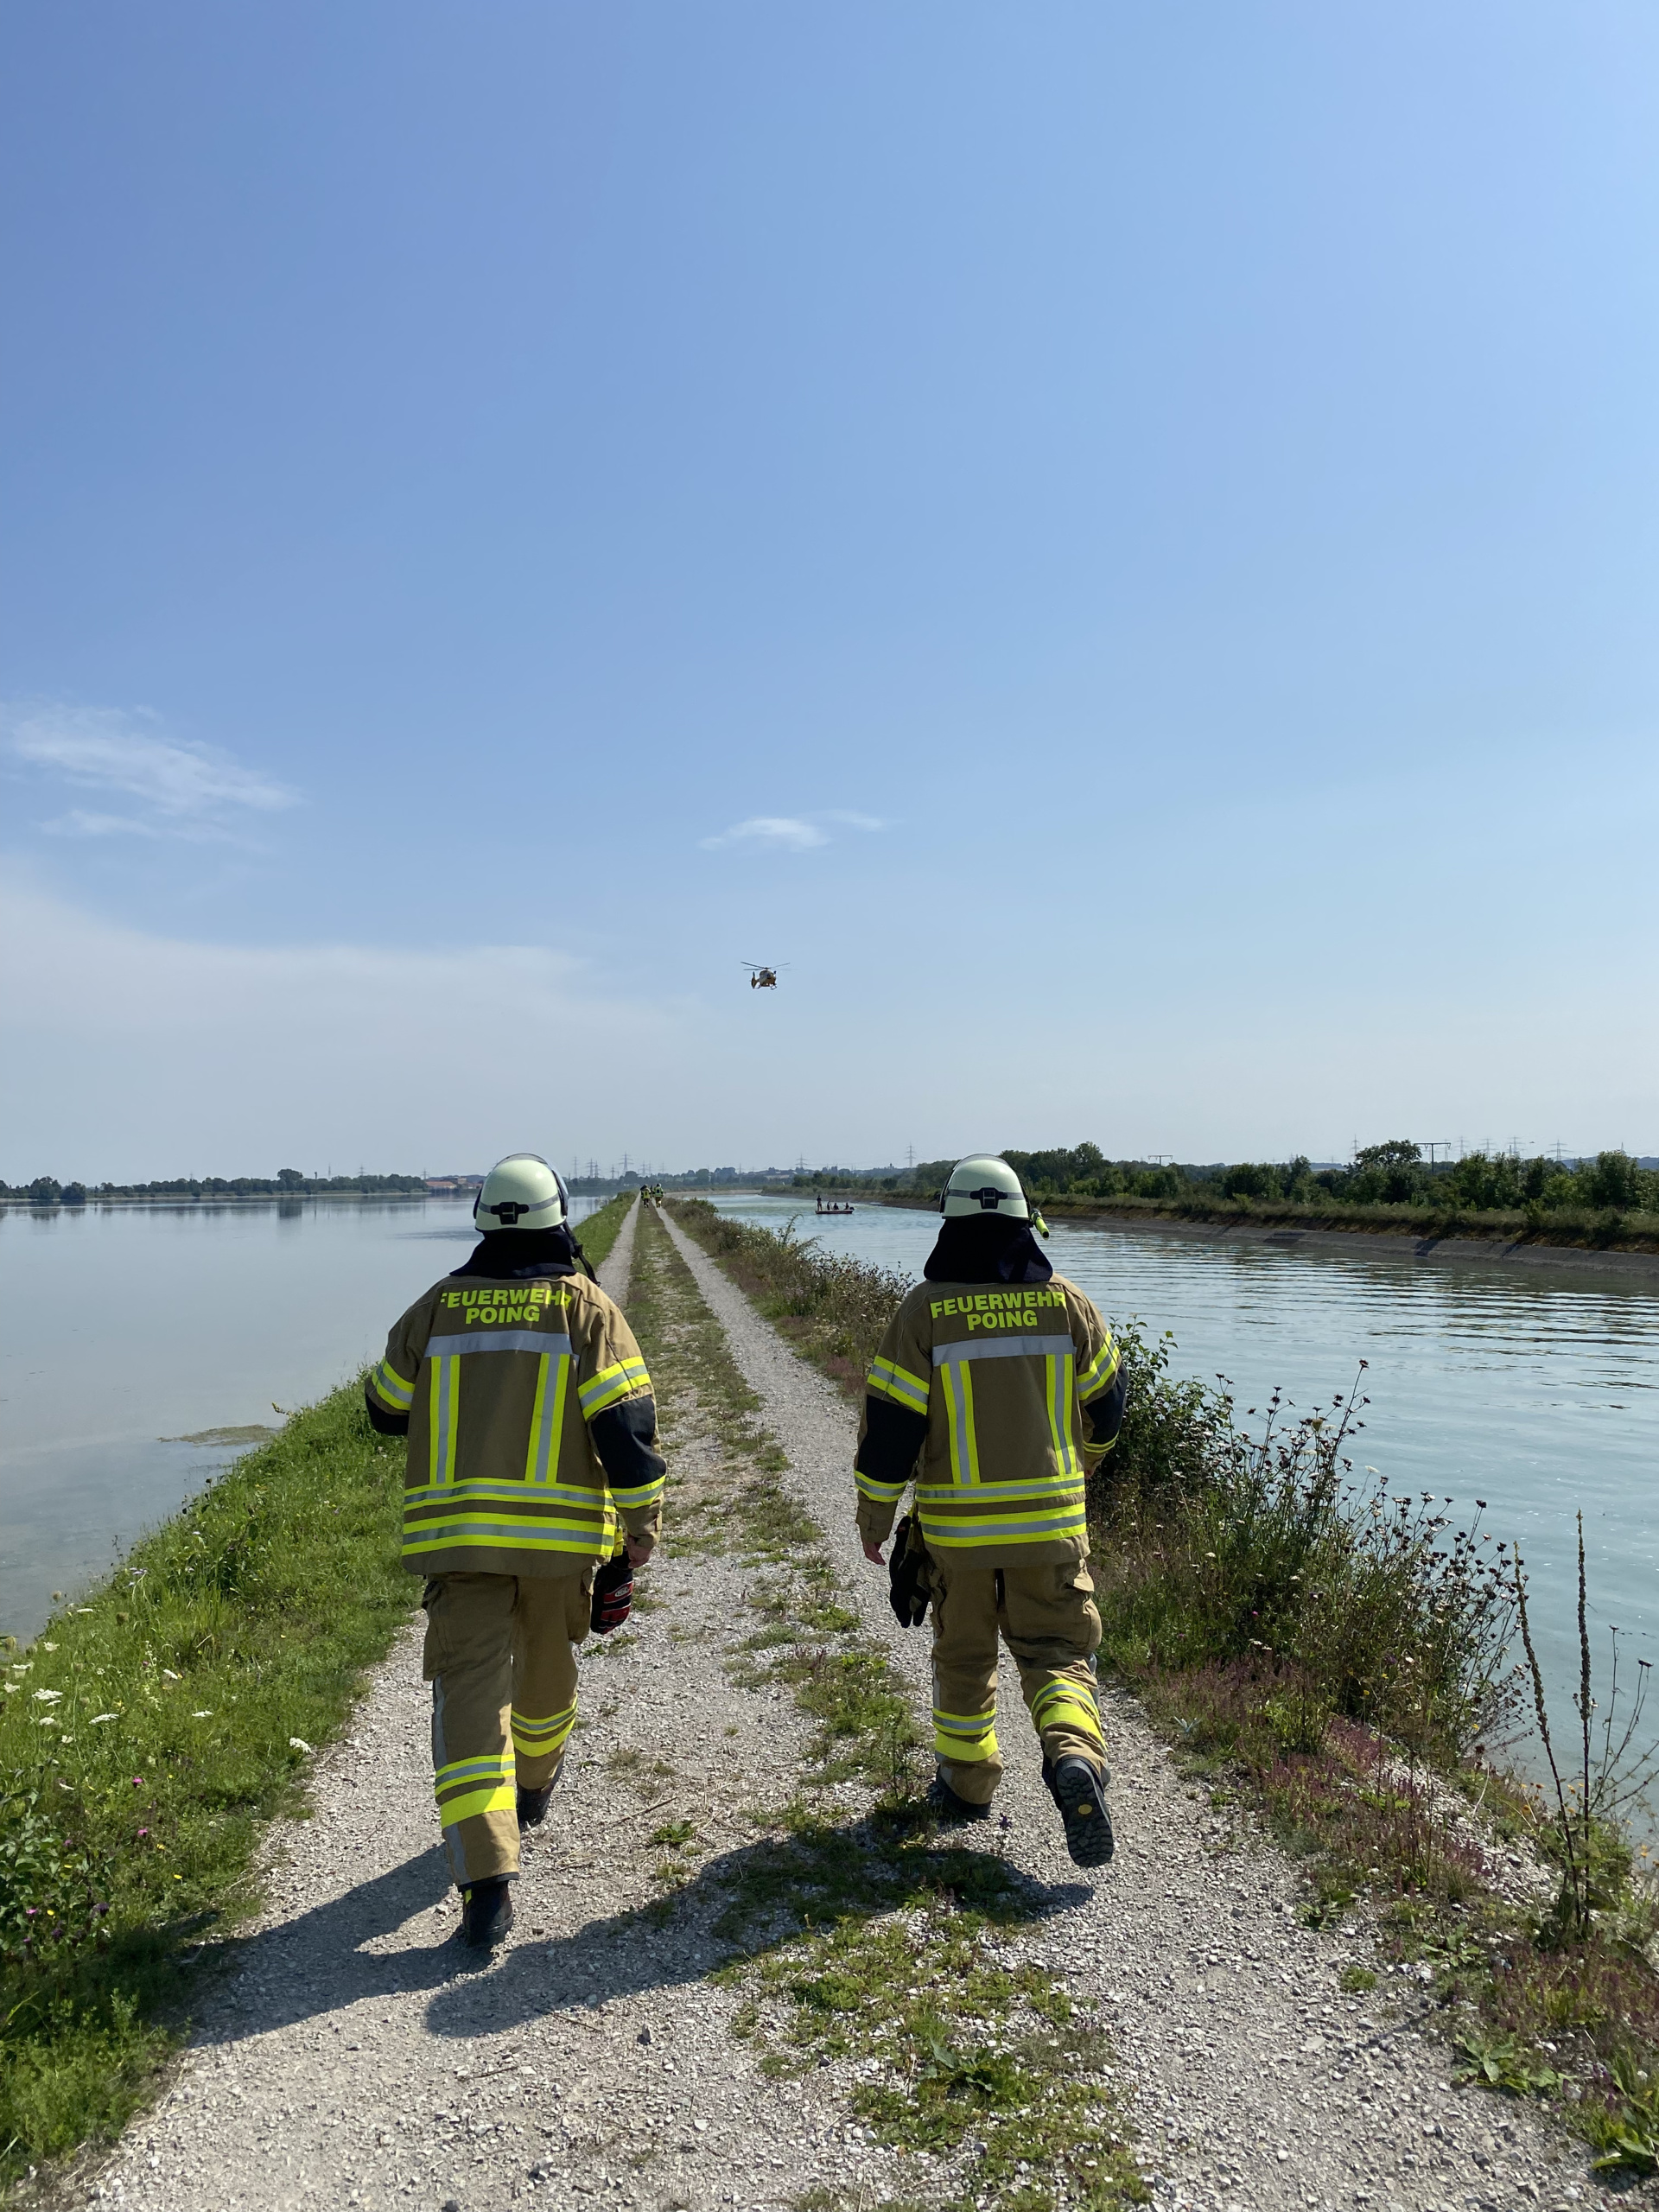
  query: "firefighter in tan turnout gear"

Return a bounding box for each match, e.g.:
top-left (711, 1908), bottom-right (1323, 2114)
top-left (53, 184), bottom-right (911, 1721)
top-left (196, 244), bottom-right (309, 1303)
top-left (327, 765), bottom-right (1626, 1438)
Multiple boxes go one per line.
top-left (365, 1155), bottom-right (664, 1947)
top-left (855, 1155), bottom-right (1126, 1867)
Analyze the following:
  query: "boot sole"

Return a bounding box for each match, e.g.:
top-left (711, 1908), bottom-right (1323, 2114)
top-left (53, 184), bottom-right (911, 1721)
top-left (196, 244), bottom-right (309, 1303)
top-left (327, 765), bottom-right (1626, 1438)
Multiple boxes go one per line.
top-left (1053, 1760), bottom-right (1115, 1867)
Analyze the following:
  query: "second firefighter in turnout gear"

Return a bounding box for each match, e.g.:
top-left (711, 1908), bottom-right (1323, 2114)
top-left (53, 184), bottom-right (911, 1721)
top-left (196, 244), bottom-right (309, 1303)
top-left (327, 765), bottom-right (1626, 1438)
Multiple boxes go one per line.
top-left (365, 1154), bottom-right (664, 1946)
top-left (855, 1154), bottom-right (1126, 1867)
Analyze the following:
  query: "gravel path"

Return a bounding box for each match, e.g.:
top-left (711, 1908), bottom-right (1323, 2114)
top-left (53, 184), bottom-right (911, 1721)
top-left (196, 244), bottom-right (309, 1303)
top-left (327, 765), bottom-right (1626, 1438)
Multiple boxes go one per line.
top-left (654, 1206), bottom-right (1618, 2212)
top-left (79, 1198), bottom-right (1619, 2212)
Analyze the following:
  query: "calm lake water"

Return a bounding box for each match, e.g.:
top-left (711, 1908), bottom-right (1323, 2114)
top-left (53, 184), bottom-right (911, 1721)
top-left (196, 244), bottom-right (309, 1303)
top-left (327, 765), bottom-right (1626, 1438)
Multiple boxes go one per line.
top-left (0, 1195), bottom-right (607, 1644)
top-left (704, 1193), bottom-right (1659, 1752)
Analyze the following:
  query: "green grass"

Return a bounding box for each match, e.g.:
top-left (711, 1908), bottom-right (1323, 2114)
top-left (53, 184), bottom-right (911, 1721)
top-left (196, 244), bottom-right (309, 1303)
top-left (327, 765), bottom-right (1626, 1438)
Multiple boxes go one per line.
top-left (0, 1192), bottom-right (632, 2186)
top-left (0, 1386), bottom-right (410, 2178)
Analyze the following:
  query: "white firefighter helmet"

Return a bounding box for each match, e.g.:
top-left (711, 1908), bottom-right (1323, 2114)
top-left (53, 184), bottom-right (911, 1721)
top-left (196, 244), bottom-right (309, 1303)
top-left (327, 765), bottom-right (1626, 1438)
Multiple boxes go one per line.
top-left (474, 1153), bottom-right (569, 1231)
top-left (939, 1154), bottom-right (1032, 1220)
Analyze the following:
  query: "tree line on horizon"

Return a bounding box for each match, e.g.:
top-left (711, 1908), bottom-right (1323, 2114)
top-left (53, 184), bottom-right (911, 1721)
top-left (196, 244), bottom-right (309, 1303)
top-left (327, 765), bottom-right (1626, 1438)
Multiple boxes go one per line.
top-left (4, 1170), bottom-right (429, 1205)
top-left (802, 1139), bottom-right (1659, 1220)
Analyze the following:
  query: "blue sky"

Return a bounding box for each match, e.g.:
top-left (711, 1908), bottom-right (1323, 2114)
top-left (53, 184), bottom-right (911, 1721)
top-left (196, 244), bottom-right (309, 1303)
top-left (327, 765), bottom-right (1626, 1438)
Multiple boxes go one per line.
top-left (3, 3), bottom-right (1656, 1179)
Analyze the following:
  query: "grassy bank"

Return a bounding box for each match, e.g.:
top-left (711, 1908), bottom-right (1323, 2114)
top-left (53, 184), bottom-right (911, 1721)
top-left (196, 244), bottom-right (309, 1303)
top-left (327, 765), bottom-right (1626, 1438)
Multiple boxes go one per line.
top-left (669, 1197), bottom-right (1659, 2175)
top-left (0, 1194), bottom-right (630, 2190)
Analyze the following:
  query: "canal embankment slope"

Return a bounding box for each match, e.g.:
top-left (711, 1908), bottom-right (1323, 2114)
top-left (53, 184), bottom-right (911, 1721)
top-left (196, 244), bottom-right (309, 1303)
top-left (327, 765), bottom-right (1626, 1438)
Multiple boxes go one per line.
top-left (875, 1193), bottom-right (1659, 1280)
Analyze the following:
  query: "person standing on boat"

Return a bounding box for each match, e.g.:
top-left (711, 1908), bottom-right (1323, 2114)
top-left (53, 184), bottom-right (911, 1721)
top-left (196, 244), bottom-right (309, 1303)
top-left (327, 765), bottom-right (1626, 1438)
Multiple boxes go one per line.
top-left (365, 1154), bottom-right (664, 1948)
top-left (853, 1154), bottom-right (1126, 1866)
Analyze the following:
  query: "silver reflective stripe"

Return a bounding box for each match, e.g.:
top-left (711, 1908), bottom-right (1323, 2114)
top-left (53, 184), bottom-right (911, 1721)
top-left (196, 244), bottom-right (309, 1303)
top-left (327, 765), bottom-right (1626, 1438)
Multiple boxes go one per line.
top-left (932, 1334), bottom-right (1073, 1365)
top-left (942, 1356), bottom-right (974, 1484)
top-left (407, 1521), bottom-right (603, 1544)
top-left (425, 1331), bottom-right (574, 1358)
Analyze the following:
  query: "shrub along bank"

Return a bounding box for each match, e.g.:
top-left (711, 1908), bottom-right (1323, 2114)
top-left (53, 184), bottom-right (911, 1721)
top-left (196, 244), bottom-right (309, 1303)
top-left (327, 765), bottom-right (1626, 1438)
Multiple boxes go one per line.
top-left (818, 1141), bottom-right (1659, 1253)
top-left (0, 1195), bottom-right (630, 2189)
top-left (670, 1196), bottom-right (1659, 2175)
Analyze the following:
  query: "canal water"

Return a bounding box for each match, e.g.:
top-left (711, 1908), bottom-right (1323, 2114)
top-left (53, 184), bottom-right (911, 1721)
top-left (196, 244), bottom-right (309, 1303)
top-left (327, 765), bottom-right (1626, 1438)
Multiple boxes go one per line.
top-left (0, 1195), bottom-right (607, 1644)
top-left (704, 1193), bottom-right (1659, 1759)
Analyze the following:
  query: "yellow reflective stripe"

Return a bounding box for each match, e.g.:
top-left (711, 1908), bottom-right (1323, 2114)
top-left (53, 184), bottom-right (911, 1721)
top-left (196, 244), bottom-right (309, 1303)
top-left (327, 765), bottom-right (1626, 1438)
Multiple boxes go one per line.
top-left (434, 1752), bottom-right (514, 1826)
top-left (919, 1519), bottom-right (1084, 1548)
top-left (512, 1700), bottom-right (577, 1756)
top-left (372, 1357), bottom-right (415, 1408)
top-left (438, 1780), bottom-right (516, 1825)
top-left (914, 1475), bottom-right (1084, 1500)
top-left (1044, 1351), bottom-right (1081, 1478)
top-left (933, 1714), bottom-right (999, 1762)
top-left (607, 1475), bottom-right (665, 1508)
top-left (579, 1357), bottom-right (651, 1417)
top-left (855, 1469), bottom-right (909, 1502)
top-left (524, 1352), bottom-right (572, 1484)
top-left (867, 1357), bottom-right (930, 1413)
top-left (1077, 1339), bottom-right (1120, 1399)
top-left (1030, 1680), bottom-right (1103, 1744)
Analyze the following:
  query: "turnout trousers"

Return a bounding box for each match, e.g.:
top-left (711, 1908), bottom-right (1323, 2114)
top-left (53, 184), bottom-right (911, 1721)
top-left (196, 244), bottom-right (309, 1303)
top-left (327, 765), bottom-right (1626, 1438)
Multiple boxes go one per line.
top-left (928, 1552), bottom-right (1105, 1807)
top-left (421, 1568), bottom-right (594, 1886)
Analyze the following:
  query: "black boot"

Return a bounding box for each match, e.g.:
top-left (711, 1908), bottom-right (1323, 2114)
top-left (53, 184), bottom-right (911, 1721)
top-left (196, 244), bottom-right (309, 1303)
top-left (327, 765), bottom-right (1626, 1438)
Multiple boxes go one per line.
top-left (927, 1770), bottom-right (992, 1825)
top-left (518, 1775), bottom-right (559, 1829)
top-left (1043, 1756), bottom-right (1115, 1867)
top-left (458, 1876), bottom-right (515, 1948)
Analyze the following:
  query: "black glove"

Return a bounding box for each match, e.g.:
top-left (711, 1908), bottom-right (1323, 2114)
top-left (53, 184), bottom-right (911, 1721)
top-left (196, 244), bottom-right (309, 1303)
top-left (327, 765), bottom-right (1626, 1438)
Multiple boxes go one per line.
top-left (887, 1514), bottom-right (931, 1629)
top-left (591, 1553), bottom-right (633, 1635)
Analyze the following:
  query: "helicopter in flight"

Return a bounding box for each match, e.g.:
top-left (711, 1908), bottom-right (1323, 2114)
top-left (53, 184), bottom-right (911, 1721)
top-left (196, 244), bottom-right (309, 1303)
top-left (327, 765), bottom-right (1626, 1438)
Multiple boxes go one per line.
top-left (742, 962), bottom-right (789, 990)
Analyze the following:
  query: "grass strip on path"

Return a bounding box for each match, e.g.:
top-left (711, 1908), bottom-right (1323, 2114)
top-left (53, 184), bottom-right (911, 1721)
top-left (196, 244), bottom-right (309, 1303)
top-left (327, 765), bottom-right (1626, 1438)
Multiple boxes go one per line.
top-left (628, 1203), bottom-right (1146, 2212)
top-left (0, 1195), bottom-right (631, 2191)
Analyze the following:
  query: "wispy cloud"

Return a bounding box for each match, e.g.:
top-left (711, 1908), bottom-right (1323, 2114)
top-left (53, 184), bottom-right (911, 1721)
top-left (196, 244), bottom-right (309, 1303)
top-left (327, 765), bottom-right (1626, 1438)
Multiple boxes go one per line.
top-left (700, 816), bottom-right (829, 851)
top-left (698, 811), bottom-right (889, 851)
top-left (41, 809), bottom-right (162, 840)
top-left (4, 702), bottom-right (300, 840)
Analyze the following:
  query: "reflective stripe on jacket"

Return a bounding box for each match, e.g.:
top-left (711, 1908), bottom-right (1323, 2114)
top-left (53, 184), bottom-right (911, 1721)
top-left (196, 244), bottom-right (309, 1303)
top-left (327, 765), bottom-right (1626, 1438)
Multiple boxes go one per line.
top-left (368, 1273), bottom-right (664, 1576)
top-left (854, 1274), bottom-right (1122, 1566)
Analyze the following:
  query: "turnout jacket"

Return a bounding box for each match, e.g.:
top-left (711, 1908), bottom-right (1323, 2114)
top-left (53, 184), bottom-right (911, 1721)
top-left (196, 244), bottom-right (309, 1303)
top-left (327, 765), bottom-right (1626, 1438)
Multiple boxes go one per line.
top-left (855, 1273), bottom-right (1125, 1567)
top-left (365, 1271), bottom-right (664, 1578)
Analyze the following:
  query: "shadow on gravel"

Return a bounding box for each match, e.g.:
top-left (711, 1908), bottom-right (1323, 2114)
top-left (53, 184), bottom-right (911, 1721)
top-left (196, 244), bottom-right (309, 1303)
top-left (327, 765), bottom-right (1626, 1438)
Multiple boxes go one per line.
top-left (423, 1827), bottom-right (1093, 2041)
top-left (191, 1847), bottom-right (461, 2045)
